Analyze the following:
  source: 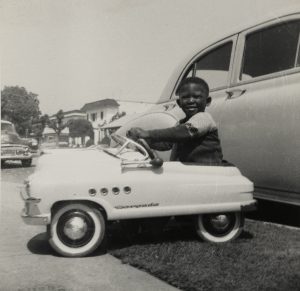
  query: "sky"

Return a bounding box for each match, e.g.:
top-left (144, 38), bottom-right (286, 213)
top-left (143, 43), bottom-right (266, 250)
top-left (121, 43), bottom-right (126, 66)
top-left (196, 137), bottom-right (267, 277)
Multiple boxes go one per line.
top-left (2, 0), bottom-right (300, 115)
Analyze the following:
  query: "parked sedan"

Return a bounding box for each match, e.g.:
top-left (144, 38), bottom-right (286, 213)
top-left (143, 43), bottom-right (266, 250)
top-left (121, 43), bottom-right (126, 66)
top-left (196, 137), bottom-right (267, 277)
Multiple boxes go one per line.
top-left (116, 12), bottom-right (300, 206)
top-left (1, 120), bottom-right (33, 167)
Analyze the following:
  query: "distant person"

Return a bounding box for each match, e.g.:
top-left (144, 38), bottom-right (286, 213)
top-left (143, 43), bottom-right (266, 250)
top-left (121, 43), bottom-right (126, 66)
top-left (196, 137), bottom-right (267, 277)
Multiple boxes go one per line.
top-left (127, 77), bottom-right (223, 165)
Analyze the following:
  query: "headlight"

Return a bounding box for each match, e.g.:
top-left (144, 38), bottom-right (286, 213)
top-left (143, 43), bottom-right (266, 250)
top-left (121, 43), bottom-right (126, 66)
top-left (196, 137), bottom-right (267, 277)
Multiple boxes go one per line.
top-left (21, 147), bottom-right (30, 156)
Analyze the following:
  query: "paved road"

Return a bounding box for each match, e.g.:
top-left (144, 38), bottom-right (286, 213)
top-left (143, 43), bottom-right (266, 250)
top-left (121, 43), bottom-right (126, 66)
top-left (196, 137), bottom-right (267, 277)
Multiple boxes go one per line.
top-left (0, 159), bottom-right (177, 291)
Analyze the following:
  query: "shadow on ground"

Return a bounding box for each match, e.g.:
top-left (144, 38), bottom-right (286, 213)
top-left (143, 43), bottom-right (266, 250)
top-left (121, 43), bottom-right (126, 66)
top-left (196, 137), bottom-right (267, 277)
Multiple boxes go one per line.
top-left (27, 219), bottom-right (254, 258)
top-left (247, 199), bottom-right (300, 228)
top-left (1, 161), bottom-right (36, 169)
top-left (107, 219), bottom-right (254, 252)
top-left (27, 233), bottom-right (56, 256)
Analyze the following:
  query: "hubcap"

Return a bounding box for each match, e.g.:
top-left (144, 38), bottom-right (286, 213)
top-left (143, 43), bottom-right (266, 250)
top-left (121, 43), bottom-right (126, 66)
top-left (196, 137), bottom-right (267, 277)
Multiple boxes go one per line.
top-left (210, 215), bottom-right (230, 231)
top-left (63, 216), bottom-right (88, 240)
top-left (202, 213), bottom-right (236, 237)
top-left (57, 210), bottom-right (95, 248)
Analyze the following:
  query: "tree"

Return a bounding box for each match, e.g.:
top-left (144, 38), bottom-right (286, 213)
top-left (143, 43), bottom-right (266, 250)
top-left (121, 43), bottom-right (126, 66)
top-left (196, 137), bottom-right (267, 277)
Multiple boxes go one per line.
top-left (1, 86), bottom-right (41, 136)
top-left (31, 114), bottom-right (49, 142)
top-left (68, 119), bottom-right (94, 145)
top-left (47, 110), bottom-right (67, 145)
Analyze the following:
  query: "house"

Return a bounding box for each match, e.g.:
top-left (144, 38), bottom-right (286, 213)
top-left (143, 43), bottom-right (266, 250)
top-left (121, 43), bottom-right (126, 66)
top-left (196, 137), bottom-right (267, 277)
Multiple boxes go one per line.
top-left (42, 126), bottom-right (70, 146)
top-left (81, 99), bottom-right (120, 144)
top-left (44, 109), bottom-right (88, 146)
top-left (49, 109), bottom-right (87, 124)
top-left (81, 99), bottom-right (153, 144)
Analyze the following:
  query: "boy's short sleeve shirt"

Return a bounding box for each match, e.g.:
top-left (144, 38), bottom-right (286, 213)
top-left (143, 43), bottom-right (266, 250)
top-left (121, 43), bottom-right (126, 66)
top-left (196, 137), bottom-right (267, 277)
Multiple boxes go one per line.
top-left (183, 112), bottom-right (217, 137)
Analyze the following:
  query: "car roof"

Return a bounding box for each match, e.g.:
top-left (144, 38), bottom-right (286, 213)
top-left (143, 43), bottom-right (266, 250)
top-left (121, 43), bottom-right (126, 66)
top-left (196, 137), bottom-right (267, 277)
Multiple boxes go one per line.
top-left (1, 120), bottom-right (12, 125)
top-left (158, 11), bottom-right (300, 104)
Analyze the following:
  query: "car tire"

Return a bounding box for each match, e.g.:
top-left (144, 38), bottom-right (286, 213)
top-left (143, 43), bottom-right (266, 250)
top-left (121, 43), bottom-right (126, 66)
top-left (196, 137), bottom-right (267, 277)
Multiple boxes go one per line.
top-left (21, 159), bottom-right (32, 167)
top-left (49, 203), bottom-right (106, 257)
top-left (195, 212), bottom-right (244, 243)
top-left (1, 160), bottom-right (5, 168)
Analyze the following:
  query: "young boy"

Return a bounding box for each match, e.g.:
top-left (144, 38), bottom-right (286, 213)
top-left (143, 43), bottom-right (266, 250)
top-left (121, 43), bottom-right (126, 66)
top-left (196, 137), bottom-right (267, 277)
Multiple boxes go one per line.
top-left (127, 77), bottom-right (223, 165)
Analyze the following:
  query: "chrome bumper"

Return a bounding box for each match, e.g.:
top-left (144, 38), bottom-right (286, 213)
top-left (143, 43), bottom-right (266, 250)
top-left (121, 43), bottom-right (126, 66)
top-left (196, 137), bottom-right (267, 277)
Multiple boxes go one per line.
top-left (1, 154), bottom-right (33, 160)
top-left (20, 188), bottom-right (50, 225)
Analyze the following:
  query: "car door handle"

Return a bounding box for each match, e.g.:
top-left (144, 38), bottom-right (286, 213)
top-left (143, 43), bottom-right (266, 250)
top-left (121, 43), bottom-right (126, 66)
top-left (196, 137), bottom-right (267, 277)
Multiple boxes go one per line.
top-left (226, 89), bottom-right (246, 99)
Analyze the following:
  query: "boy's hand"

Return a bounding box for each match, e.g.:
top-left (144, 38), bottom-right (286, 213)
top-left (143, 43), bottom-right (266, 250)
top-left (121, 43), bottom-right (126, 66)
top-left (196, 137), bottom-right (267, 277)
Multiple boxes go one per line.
top-left (127, 127), bottom-right (150, 140)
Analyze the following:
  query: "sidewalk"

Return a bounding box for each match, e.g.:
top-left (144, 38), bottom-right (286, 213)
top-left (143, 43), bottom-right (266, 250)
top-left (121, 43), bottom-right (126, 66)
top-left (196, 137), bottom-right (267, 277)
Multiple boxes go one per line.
top-left (0, 181), bottom-right (178, 291)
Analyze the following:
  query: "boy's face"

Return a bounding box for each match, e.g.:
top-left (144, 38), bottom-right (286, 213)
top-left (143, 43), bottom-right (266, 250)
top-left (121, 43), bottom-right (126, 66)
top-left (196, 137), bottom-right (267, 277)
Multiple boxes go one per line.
top-left (177, 83), bottom-right (210, 117)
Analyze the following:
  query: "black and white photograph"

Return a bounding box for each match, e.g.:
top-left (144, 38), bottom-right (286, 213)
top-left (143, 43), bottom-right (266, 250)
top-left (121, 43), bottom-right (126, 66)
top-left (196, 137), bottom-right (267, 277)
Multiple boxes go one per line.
top-left (1, 0), bottom-right (300, 290)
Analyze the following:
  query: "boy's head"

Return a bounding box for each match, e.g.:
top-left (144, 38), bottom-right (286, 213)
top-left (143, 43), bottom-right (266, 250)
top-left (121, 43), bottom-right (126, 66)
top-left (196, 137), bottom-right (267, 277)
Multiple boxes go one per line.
top-left (176, 77), bottom-right (211, 117)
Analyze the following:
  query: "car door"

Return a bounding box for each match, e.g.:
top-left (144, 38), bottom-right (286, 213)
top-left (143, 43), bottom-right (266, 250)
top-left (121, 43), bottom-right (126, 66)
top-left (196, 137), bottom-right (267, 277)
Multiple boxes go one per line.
top-left (217, 15), bottom-right (300, 203)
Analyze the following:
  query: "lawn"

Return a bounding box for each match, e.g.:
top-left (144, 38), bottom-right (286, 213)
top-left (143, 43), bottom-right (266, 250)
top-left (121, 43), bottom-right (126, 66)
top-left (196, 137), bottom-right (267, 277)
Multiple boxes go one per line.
top-left (108, 219), bottom-right (300, 291)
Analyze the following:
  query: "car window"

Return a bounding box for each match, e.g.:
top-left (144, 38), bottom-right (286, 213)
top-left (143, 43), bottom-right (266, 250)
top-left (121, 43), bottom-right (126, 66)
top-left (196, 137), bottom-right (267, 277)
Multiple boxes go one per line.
top-left (193, 42), bottom-right (233, 90)
top-left (241, 20), bottom-right (300, 80)
top-left (1, 122), bottom-right (14, 133)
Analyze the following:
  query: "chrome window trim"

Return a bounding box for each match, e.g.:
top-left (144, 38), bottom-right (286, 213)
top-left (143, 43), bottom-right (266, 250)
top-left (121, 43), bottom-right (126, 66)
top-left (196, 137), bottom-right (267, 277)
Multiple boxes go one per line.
top-left (229, 67), bottom-right (300, 88)
top-left (294, 31), bottom-right (300, 67)
top-left (232, 14), bottom-right (300, 86)
top-left (169, 35), bottom-right (238, 100)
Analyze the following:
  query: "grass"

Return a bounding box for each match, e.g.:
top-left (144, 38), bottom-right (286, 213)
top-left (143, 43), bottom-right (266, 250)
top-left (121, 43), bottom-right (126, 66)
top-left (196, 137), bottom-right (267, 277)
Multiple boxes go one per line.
top-left (108, 219), bottom-right (300, 291)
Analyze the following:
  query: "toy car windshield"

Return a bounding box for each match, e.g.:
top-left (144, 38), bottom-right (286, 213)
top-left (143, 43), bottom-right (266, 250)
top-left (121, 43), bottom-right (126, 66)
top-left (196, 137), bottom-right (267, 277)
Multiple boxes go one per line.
top-left (103, 134), bottom-right (149, 161)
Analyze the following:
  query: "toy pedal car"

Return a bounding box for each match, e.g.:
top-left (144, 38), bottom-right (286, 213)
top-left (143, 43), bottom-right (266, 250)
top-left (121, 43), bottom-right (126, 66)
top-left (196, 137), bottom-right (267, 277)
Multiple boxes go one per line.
top-left (20, 134), bottom-right (256, 257)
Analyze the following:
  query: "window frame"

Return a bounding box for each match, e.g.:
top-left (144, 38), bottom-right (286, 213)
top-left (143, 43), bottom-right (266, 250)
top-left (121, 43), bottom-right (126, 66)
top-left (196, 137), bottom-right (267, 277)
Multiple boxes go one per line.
top-left (170, 35), bottom-right (238, 100)
top-left (232, 14), bottom-right (300, 87)
top-left (91, 113), bottom-right (97, 122)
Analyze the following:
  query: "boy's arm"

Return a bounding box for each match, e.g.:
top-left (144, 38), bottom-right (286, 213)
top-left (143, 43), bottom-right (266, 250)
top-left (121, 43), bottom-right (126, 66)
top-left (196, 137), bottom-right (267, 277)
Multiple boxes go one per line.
top-left (126, 128), bottom-right (173, 151)
top-left (127, 126), bottom-right (190, 142)
top-left (127, 113), bottom-right (216, 143)
top-left (147, 141), bottom-right (173, 151)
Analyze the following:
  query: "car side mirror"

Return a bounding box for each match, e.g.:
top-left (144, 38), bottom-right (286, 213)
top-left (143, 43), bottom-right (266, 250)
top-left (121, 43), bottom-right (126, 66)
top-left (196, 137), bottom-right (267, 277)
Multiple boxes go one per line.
top-left (150, 157), bottom-right (163, 168)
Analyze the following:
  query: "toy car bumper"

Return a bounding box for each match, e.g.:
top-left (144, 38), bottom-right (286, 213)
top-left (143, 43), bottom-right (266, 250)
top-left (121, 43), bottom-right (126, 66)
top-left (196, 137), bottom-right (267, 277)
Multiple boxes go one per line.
top-left (20, 188), bottom-right (50, 225)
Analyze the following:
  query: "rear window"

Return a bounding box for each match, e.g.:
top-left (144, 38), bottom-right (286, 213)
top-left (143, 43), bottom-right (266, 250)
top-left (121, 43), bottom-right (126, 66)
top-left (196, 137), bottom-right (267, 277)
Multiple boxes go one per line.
top-left (241, 20), bottom-right (300, 80)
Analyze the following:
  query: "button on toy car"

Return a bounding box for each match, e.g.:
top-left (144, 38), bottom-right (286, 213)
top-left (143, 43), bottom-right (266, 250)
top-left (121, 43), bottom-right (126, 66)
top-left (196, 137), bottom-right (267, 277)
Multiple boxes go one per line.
top-left (20, 134), bottom-right (255, 257)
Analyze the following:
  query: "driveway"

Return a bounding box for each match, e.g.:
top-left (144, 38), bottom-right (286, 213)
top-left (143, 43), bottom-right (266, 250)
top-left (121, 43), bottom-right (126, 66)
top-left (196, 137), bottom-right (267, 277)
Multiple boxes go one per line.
top-left (0, 160), bottom-right (177, 291)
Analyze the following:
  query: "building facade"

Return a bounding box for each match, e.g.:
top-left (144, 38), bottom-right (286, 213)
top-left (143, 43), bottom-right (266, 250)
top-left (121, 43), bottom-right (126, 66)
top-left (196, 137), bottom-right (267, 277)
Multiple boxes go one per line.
top-left (81, 99), bottom-right (153, 144)
top-left (44, 109), bottom-right (88, 146)
top-left (81, 99), bottom-right (120, 144)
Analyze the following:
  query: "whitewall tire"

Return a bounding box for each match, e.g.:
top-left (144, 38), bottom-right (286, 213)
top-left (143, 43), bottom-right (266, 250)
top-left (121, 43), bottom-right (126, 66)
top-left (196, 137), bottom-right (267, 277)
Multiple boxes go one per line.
top-left (196, 212), bottom-right (244, 243)
top-left (49, 203), bottom-right (105, 257)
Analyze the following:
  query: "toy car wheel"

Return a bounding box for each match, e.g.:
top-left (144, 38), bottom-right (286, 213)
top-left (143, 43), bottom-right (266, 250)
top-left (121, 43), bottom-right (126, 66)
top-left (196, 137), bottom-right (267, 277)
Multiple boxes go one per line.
top-left (49, 203), bottom-right (105, 257)
top-left (21, 159), bottom-right (32, 167)
top-left (196, 212), bottom-right (244, 243)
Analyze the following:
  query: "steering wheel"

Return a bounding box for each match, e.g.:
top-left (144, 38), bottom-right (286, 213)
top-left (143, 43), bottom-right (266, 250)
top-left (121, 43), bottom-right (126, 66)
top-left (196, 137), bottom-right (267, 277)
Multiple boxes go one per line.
top-left (137, 139), bottom-right (163, 168)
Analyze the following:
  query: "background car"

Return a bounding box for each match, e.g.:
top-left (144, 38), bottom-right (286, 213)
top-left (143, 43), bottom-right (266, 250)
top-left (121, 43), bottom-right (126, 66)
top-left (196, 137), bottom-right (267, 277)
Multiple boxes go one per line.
top-left (1, 120), bottom-right (33, 167)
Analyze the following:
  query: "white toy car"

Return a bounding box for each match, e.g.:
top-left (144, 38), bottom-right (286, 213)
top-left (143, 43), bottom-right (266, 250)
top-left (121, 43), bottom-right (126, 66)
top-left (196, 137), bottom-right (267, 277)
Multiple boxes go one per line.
top-left (20, 134), bottom-right (256, 257)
